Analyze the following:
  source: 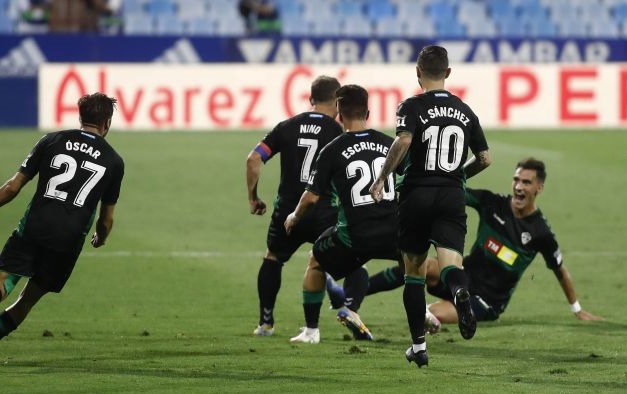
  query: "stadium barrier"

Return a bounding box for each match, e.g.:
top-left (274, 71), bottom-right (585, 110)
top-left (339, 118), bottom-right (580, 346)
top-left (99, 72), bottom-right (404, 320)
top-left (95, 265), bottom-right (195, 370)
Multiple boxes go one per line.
top-left (39, 63), bottom-right (627, 130)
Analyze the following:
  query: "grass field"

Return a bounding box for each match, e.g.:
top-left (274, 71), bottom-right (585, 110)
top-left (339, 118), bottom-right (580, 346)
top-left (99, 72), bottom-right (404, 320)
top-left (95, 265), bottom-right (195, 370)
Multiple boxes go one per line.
top-left (0, 129), bottom-right (626, 393)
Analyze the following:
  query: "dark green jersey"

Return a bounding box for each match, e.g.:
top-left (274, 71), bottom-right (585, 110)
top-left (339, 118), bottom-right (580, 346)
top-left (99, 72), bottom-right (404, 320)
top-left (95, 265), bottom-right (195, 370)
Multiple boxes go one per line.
top-left (306, 130), bottom-right (397, 253)
top-left (254, 111), bottom-right (343, 206)
top-left (464, 188), bottom-right (562, 310)
top-left (17, 129), bottom-right (124, 251)
top-left (396, 90), bottom-right (488, 189)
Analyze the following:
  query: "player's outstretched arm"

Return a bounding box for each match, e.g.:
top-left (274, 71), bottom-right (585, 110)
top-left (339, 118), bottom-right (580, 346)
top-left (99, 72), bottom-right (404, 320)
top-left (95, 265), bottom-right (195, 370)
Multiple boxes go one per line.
top-left (0, 172), bottom-right (29, 208)
top-left (91, 203), bottom-right (116, 248)
top-left (246, 150), bottom-right (267, 215)
top-left (553, 265), bottom-right (603, 321)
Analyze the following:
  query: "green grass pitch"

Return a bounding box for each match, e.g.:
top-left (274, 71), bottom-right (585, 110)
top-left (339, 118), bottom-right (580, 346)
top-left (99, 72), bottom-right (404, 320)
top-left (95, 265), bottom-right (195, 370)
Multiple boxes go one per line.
top-left (0, 129), bottom-right (626, 393)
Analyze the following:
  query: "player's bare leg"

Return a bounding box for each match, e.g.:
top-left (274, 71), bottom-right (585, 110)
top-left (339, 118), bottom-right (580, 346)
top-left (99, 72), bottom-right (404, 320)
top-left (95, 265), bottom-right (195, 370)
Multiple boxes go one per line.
top-left (0, 279), bottom-right (47, 339)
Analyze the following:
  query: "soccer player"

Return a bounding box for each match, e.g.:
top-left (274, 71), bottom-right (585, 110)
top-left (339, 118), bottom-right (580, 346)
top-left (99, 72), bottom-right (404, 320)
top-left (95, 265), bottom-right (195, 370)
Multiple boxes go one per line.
top-left (369, 45), bottom-right (491, 367)
top-left (423, 158), bottom-right (603, 328)
top-left (0, 92), bottom-right (124, 340)
top-left (247, 76), bottom-right (343, 336)
top-left (337, 158), bottom-right (602, 333)
top-left (285, 84), bottom-right (398, 344)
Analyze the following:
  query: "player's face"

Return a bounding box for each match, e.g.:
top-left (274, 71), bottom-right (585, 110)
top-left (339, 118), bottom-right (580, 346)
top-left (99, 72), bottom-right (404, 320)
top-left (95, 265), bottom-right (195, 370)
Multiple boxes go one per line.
top-left (511, 168), bottom-right (543, 211)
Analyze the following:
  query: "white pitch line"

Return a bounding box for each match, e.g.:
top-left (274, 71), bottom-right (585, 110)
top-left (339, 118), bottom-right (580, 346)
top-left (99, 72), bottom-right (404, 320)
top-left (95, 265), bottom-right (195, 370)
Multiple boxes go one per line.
top-left (80, 250), bottom-right (310, 258)
top-left (79, 250), bottom-right (627, 258)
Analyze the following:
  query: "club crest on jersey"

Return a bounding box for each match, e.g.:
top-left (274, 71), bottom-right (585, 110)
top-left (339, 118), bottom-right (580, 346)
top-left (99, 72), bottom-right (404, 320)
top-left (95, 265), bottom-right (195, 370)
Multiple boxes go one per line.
top-left (396, 115), bottom-right (407, 128)
top-left (521, 232), bottom-right (532, 245)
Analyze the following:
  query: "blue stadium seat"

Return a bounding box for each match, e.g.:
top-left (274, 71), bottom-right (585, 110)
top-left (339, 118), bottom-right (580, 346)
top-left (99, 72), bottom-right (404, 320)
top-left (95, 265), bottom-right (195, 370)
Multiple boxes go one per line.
top-left (497, 17), bottom-right (527, 37)
top-left (435, 20), bottom-right (465, 37)
top-left (588, 19), bottom-right (620, 37)
top-left (464, 19), bottom-right (496, 37)
top-left (146, 0), bottom-right (176, 16)
top-left (155, 15), bottom-right (185, 35)
top-left (527, 20), bottom-right (558, 37)
top-left (374, 18), bottom-right (404, 37)
top-left (341, 16), bottom-right (373, 36)
top-left (281, 18), bottom-right (311, 36)
top-left (124, 14), bottom-right (155, 34)
top-left (366, 0), bottom-right (396, 22)
top-left (186, 18), bottom-right (216, 36)
top-left (335, 1), bottom-right (364, 17)
top-left (613, 4), bottom-right (627, 21)
top-left (311, 18), bottom-right (342, 36)
top-left (176, 1), bottom-right (208, 19)
top-left (0, 14), bottom-right (14, 33)
top-left (405, 19), bottom-right (435, 37)
top-left (123, 0), bottom-right (146, 15)
top-left (556, 20), bottom-right (588, 37)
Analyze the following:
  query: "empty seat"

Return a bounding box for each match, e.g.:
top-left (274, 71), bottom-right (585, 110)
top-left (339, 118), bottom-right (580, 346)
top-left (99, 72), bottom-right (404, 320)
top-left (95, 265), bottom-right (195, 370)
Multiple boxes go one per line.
top-left (146, 0), bottom-right (176, 16)
top-left (123, 14), bottom-right (155, 34)
top-left (155, 15), bottom-right (185, 35)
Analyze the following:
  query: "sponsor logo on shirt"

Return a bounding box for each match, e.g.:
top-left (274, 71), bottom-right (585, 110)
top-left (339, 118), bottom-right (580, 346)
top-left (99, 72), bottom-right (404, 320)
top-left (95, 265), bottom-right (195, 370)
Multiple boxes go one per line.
top-left (521, 232), bottom-right (532, 245)
top-left (484, 237), bottom-right (518, 266)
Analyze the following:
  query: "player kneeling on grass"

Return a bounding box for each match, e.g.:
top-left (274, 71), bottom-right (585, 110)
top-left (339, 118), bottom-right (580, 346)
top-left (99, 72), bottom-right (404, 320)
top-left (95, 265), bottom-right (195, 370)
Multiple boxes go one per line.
top-left (285, 84), bottom-right (399, 343)
top-left (0, 93), bottom-right (124, 340)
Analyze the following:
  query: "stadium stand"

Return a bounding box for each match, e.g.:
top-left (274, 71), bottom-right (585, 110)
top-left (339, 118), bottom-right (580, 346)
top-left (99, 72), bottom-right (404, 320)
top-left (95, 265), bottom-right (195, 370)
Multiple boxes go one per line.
top-left (1, 0), bottom-right (627, 37)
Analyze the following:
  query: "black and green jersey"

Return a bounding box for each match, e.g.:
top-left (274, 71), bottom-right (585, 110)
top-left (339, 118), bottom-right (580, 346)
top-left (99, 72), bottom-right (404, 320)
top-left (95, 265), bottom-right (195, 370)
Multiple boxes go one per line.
top-left (306, 130), bottom-right (397, 253)
top-left (254, 112), bottom-right (343, 206)
top-left (464, 188), bottom-right (562, 311)
top-left (395, 90), bottom-right (488, 189)
top-left (17, 129), bottom-right (124, 251)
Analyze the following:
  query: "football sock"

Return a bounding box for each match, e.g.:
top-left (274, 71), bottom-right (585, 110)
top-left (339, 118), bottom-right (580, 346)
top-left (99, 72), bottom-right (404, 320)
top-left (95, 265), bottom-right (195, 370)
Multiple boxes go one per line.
top-left (343, 267), bottom-right (368, 312)
top-left (0, 311), bottom-right (17, 339)
top-left (440, 265), bottom-right (469, 298)
top-left (367, 265), bottom-right (403, 295)
top-left (325, 274), bottom-right (345, 309)
top-left (257, 258), bottom-right (283, 326)
top-left (403, 275), bottom-right (426, 344)
top-left (2, 273), bottom-right (21, 300)
top-left (302, 290), bottom-right (325, 328)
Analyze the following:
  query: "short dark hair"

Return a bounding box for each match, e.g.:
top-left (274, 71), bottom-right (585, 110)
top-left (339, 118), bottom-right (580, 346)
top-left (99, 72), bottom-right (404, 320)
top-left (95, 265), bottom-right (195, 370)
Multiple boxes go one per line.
top-left (516, 157), bottom-right (546, 182)
top-left (417, 45), bottom-right (449, 80)
top-left (336, 84), bottom-right (368, 120)
top-left (310, 75), bottom-right (341, 104)
top-left (78, 92), bottom-right (117, 127)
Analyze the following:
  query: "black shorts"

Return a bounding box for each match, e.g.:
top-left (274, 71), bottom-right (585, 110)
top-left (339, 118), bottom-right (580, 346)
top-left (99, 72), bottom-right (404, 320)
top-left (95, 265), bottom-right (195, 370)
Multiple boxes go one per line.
top-left (267, 201), bottom-right (337, 263)
top-left (0, 231), bottom-right (83, 293)
top-left (398, 186), bottom-right (466, 255)
top-left (313, 227), bottom-right (400, 280)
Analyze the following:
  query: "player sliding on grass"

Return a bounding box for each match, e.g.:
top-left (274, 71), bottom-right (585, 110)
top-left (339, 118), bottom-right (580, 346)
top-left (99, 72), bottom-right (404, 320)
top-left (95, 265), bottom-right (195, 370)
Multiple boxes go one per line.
top-left (0, 93), bottom-right (124, 340)
top-left (329, 158), bottom-right (603, 334)
top-left (285, 84), bottom-right (400, 344)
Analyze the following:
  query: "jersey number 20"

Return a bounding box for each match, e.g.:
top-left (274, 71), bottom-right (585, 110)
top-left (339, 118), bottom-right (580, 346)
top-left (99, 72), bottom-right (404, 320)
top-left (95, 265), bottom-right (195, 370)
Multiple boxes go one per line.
top-left (347, 157), bottom-right (394, 206)
top-left (44, 154), bottom-right (106, 207)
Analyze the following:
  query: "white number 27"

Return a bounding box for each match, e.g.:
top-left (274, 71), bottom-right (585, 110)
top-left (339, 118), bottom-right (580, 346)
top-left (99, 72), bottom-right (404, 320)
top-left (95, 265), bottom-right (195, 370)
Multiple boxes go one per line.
top-left (44, 154), bottom-right (106, 207)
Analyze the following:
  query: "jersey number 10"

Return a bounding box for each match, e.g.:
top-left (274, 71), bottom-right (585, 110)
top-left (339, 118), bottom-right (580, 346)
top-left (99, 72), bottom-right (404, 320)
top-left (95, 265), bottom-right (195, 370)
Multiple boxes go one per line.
top-left (423, 125), bottom-right (464, 172)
